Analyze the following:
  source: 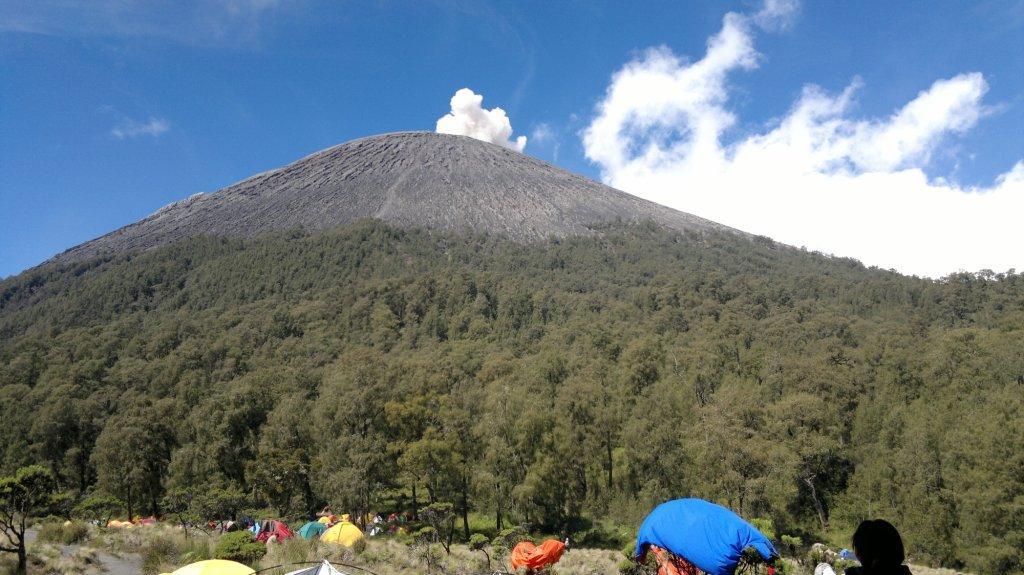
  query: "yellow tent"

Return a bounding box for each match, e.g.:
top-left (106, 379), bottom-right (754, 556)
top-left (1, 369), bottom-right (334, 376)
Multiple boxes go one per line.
top-left (160, 559), bottom-right (256, 575)
top-left (321, 521), bottom-right (365, 547)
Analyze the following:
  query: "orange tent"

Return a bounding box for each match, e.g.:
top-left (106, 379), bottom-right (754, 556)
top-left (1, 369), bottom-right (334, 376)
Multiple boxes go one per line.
top-left (647, 544), bottom-right (700, 575)
top-left (510, 539), bottom-right (566, 571)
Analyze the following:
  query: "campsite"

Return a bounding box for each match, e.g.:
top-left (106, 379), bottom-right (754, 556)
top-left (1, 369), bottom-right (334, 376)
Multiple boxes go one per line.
top-left (0, 494), bottom-right (974, 575)
top-left (2, 1), bottom-right (1022, 574)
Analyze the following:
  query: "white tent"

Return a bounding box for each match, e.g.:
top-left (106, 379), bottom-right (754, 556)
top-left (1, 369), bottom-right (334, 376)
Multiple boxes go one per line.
top-left (284, 560), bottom-right (353, 575)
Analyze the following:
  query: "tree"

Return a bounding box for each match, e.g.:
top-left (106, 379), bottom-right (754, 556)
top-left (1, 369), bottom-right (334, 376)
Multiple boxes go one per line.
top-left (419, 502), bottom-right (457, 555)
top-left (28, 387), bottom-right (102, 494)
top-left (0, 465), bottom-right (57, 574)
top-left (768, 393), bottom-right (848, 533)
top-left (195, 486), bottom-right (249, 522)
top-left (248, 394), bottom-right (314, 516)
top-left (74, 493), bottom-right (123, 526)
top-left (91, 407), bottom-right (174, 518)
top-left (162, 488), bottom-right (204, 538)
top-left (315, 349), bottom-right (394, 524)
top-left (247, 447), bottom-right (307, 517)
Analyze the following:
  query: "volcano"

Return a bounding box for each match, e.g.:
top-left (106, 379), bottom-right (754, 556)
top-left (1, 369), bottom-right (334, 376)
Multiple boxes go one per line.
top-left (53, 132), bottom-right (738, 263)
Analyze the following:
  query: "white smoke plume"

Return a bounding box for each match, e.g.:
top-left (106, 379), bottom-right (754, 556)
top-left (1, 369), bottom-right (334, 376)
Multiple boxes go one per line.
top-left (436, 88), bottom-right (526, 152)
top-left (582, 2), bottom-right (1022, 278)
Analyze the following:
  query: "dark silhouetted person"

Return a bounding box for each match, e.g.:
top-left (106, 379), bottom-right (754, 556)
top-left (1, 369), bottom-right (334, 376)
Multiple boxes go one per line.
top-left (846, 519), bottom-right (911, 575)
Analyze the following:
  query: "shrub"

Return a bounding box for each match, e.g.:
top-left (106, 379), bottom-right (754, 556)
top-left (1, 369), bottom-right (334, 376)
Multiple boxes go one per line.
top-left (36, 521), bottom-right (90, 545)
top-left (141, 536), bottom-right (182, 574)
top-left (750, 517), bottom-right (777, 542)
top-left (780, 535), bottom-right (803, 556)
top-left (573, 521), bottom-right (631, 549)
top-left (468, 532), bottom-right (490, 550)
top-left (492, 525), bottom-right (529, 554)
top-left (214, 531), bottom-right (266, 564)
top-left (180, 536), bottom-right (214, 564)
top-left (469, 533), bottom-right (492, 568)
top-left (618, 546), bottom-right (656, 575)
top-left (262, 536), bottom-right (316, 568)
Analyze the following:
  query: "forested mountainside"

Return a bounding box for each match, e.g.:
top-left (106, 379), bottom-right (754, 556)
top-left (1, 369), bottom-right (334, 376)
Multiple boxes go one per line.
top-left (1, 221), bottom-right (1021, 573)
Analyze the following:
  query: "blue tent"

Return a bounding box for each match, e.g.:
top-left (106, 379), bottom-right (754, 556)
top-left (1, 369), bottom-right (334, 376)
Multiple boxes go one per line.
top-left (299, 521), bottom-right (327, 540)
top-left (635, 498), bottom-right (778, 575)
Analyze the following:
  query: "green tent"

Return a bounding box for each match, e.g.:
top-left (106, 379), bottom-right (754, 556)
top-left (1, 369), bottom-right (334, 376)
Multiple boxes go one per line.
top-left (298, 521), bottom-right (327, 540)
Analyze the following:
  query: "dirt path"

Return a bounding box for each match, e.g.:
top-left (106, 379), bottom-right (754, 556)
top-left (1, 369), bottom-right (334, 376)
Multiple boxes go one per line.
top-left (25, 528), bottom-right (143, 575)
top-left (89, 550), bottom-right (142, 575)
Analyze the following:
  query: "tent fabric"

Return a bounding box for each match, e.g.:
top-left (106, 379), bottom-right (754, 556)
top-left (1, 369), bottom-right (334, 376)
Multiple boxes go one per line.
top-left (321, 521), bottom-right (365, 547)
top-left (318, 515), bottom-right (337, 525)
top-left (298, 521), bottom-right (327, 539)
top-left (255, 520), bottom-right (294, 542)
top-left (649, 545), bottom-right (700, 575)
top-left (635, 498), bottom-right (778, 575)
top-left (284, 560), bottom-right (353, 575)
top-left (162, 559), bottom-right (256, 575)
top-left (510, 539), bottom-right (566, 570)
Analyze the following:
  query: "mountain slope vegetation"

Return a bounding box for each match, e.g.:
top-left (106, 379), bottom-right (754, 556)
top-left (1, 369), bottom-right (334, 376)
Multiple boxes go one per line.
top-left (1, 221), bottom-right (1021, 573)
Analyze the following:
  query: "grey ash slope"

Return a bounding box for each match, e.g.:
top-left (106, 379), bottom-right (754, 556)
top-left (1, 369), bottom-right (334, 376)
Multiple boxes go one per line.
top-left (54, 132), bottom-right (738, 263)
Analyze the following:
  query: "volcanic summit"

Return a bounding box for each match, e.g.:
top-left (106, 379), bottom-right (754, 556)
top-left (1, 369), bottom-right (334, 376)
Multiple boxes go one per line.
top-left (54, 132), bottom-right (736, 263)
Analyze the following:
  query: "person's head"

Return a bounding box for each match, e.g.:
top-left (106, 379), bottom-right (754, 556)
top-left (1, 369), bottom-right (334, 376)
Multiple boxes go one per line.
top-left (852, 519), bottom-right (904, 569)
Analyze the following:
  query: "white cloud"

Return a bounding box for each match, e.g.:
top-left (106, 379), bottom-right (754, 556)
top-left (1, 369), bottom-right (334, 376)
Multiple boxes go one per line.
top-left (531, 122), bottom-right (554, 143)
top-left (753, 0), bottom-right (800, 31)
top-left (0, 0), bottom-right (282, 47)
top-left (111, 117), bottom-right (170, 139)
top-left (582, 3), bottom-right (1023, 278)
top-left (436, 88), bottom-right (526, 152)
top-left (530, 122), bottom-right (560, 161)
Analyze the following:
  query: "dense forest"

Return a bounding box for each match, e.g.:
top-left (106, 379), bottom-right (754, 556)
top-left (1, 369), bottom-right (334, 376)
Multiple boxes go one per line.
top-left (0, 221), bottom-right (1021, 574)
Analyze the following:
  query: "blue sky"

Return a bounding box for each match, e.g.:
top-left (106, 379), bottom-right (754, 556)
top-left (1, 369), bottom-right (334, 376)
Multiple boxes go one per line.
top-left (1, 0), bottom-right (1022, 278)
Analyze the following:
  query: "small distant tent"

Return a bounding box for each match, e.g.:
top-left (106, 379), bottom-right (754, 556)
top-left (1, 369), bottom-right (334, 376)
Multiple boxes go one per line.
top-left (284, 560), bottom-right (353, 575)
top-left (160, 559), bottom-right (255, 575)
top-left (635, 498), bottom-right (777, 575)
top-left (318, 515), bottom-right (337, 525)
top-left (814, 564), bottom-right (838, 575)
top-left (510, 539), bottom-right (567, 571)
top-left (321, 521), bottom-right (365, 548)
top-left (255, 520), bottom-right (294, 542)
top-left (298, 521), bottom-right (327, 540)
top-left (107, 519), bottom-right (133, 529)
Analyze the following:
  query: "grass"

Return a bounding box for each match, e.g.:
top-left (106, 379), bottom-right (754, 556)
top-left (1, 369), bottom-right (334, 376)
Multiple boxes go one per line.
top-left (91, 524), bottom-right (214, 574)
top-left (8, 523), bottom-right (975, 575)
top-left (0, 541), bottom-right (106, 575)
top-left (36, 520), bottom-right (92, 545)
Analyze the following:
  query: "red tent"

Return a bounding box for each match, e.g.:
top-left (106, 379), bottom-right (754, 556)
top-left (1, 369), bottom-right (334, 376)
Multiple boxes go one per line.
top-left (255, 520), bottom-right (294, 543)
